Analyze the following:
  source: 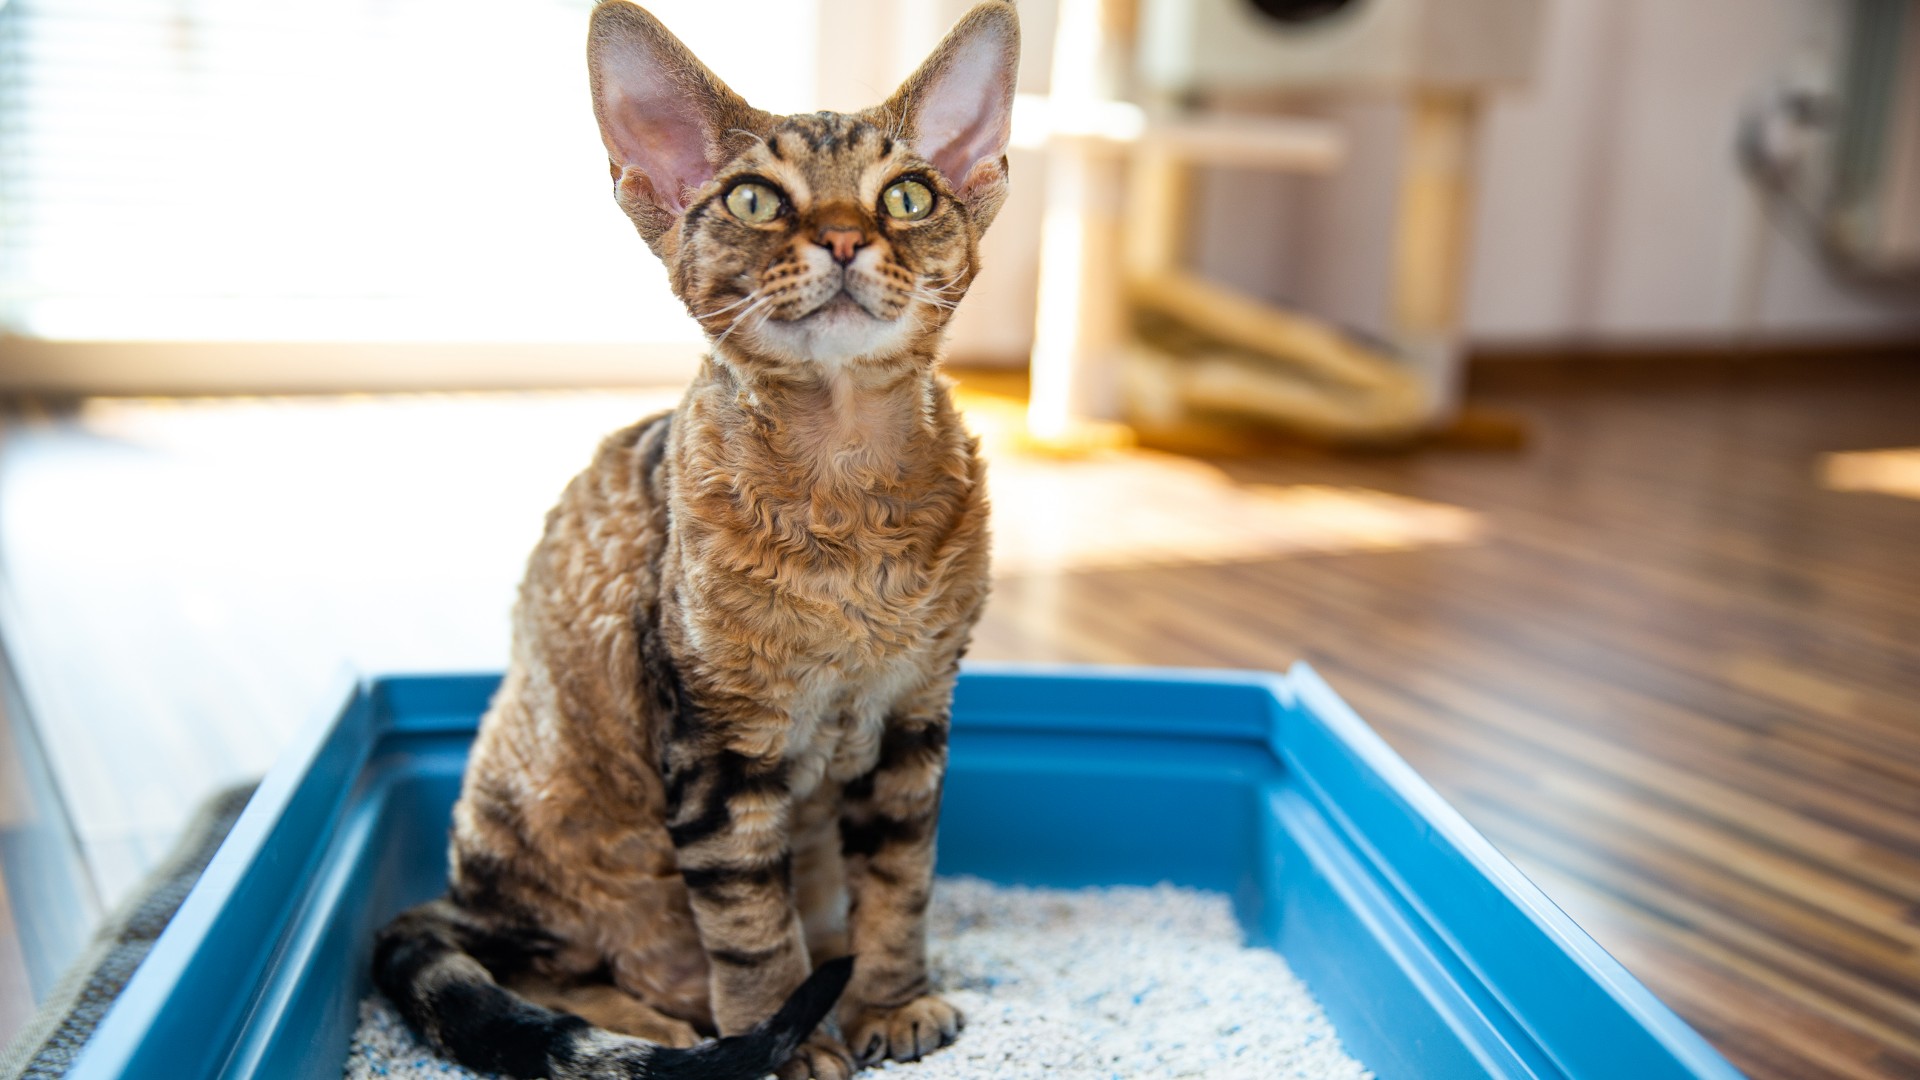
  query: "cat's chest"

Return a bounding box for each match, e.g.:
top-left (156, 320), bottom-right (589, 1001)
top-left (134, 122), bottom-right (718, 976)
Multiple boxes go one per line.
top-left (781, 660), bottom-right (921, 797)
top-left (707, 483), bottom-right (956, 632)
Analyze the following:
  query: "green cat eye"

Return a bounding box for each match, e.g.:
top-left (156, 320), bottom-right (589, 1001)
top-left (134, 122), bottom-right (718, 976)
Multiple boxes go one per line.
top-left (725, 182), bottom-right (783, 224)
top-left (882, 178), bottom-right (935, 221)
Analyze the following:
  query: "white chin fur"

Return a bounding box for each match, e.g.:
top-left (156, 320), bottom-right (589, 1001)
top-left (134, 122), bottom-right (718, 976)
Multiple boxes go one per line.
top-left (750, 301), bottom-right (915, 366)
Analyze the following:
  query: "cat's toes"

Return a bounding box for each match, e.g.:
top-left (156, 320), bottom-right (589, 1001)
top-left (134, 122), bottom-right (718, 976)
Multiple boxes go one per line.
top-left (775, 1032), bottom-right (855, 1080)
top-left (846, 995), bottom-right (964, 1065)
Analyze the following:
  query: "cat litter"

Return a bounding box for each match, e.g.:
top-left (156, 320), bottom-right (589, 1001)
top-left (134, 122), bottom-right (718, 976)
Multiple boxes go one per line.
top-left (342, 877), bottom-right (1371, 1080)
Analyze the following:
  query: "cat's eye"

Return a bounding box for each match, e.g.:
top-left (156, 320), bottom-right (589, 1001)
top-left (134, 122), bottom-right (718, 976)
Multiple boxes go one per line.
top-left (725, 182), bottom-right (783, 224)
top-left (882, 178), bottom-right (935, 221)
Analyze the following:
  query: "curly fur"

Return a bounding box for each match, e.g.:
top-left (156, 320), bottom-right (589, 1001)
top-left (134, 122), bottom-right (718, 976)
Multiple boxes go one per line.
top-left (373, 4), bottom-right (1018, 1079)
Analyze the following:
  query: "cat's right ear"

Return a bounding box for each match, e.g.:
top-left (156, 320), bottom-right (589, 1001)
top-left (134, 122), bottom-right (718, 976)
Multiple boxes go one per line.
top-left (588, 1), bottom-right (768, 241)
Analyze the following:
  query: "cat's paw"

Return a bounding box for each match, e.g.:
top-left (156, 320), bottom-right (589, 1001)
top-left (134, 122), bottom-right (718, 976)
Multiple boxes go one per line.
top-left (844, 995), bottom-right (964, 1065)
top-left (775, 1032), bottom-right (855, 1080)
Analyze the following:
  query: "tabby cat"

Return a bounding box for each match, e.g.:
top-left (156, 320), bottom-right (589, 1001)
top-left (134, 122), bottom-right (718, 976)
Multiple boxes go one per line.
top-left (371, 3), bottom-right (1017, 1078)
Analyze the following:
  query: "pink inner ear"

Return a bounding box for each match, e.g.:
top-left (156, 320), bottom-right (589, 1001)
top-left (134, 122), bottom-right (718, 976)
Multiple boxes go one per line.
top-left (912, 33), bottom-right (1014, 195)
top-left (597, 43), bottom-right (714, 213)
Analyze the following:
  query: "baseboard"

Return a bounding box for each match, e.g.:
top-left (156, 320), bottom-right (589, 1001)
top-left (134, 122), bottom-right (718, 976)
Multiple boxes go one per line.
top-left (0, 338), bottom-right (706, 397)
top-left (1466, 336), bottom-right (1920, 392)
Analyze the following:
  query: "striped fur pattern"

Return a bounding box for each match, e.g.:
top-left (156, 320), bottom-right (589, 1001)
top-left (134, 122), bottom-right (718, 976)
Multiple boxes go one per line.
top-left (372, 4), bottom-right (1017, 1078)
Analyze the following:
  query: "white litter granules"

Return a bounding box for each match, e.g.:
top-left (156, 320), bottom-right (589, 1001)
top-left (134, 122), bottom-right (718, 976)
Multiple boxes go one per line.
top-left (344, 877), bottom-right (1372, 1080)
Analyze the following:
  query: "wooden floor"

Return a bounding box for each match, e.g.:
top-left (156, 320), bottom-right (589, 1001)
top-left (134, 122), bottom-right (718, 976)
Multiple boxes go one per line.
top-left (974, 366), bottom-right (1920, 1080)
top-left (1, 364), bottom-right (1917, 1077)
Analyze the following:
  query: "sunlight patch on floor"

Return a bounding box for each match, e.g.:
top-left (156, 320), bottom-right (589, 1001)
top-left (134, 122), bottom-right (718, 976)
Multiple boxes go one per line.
top-left (954, 381), bottom-right (1486, 575)
top-left (74, 387), bottom-right (1489, 581)
top-left (69, 388), bottom-right (1488, 587)
top-left (989, 453), bottom-right (1485, 576)
top-left (1822, 448), bottom-right (1920, 501)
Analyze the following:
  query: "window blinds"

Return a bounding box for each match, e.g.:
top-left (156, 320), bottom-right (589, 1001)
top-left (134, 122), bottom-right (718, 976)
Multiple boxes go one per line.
top-left (0, 0), bottom-right (817, 344)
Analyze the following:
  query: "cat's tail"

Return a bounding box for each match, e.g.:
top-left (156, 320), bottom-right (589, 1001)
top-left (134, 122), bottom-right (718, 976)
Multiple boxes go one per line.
top-left (372, 899), bottom-right (852, 1080)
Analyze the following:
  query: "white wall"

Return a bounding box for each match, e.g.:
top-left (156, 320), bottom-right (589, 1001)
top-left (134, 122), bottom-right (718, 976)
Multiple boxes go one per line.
top-left (1461, 0), bottom-right (1920, 344)
top-left (947, 0), bottom-right (1920, 363)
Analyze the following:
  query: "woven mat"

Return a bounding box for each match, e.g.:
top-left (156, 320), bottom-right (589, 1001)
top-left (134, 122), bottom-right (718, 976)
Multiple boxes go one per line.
top-left (0, 782), bottom-right (257, 1080)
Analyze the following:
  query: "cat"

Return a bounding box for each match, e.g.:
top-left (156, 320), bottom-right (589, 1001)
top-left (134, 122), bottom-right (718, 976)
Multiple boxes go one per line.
top-left (371, 3), bottom-right (1017, 1079)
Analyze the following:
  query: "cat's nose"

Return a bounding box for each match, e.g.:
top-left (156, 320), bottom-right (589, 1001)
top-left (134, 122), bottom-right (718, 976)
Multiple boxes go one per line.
top-left (816, 226), bottom-right (868, 266)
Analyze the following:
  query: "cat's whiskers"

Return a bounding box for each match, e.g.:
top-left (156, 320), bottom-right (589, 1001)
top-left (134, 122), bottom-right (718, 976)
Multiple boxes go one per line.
top-left (909, 273), bottom-right (965, 312)
top-left (881, 107), bottom-right (909, 146)
top-left (691, 290), bottom-right (763, 323)
top-left (908, 288), bottom-right (960, 312)
top-left (918, 270), bottom-right (967, 297)
top-left (725, 127), bottom-right (769, 151)
top-left (714, 292), bottom-right (781, 348)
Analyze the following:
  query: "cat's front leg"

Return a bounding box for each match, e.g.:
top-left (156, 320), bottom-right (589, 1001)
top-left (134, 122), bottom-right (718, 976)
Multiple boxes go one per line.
top-left (664, 742), bottom-right (854, 1078)
top-left (837, 714), bottom-right (963, 1065)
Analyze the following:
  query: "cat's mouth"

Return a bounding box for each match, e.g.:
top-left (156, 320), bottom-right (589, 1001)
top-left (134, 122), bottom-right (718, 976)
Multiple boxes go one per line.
top-left (749, 276), bottom-right (912, 363)
top-left (783, 286), bottom-right (889, 327)
top-left (799, 292), bottom-right (872, 321)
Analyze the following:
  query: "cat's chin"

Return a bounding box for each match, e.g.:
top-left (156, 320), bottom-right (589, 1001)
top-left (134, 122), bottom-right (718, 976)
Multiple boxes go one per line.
top-left (748, 295), bottom-right (915, 367)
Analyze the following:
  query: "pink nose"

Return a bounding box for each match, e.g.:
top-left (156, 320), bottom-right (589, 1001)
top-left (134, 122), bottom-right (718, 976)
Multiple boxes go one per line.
top-left (817, 227), bottom-right (867, 266)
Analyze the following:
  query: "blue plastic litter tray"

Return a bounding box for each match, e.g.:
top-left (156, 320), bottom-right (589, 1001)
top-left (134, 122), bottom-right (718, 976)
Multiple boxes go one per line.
top-left (67, 663), bottom-right (1741, 1079)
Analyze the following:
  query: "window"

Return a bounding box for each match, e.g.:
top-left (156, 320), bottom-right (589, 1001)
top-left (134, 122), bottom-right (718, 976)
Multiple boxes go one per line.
top-left (0, 0), bottom-right (820, 346)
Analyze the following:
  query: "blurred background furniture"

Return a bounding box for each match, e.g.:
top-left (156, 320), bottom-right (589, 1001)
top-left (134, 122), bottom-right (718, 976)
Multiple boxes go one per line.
top-left (1028, 0), bottom-right (1543, 444)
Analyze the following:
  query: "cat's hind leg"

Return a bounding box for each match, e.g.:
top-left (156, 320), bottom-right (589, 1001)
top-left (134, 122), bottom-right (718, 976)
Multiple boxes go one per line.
top-left (372, 898), bottom-right (852, 1080)
top-left (515, 981), bottom-right (702, 1048)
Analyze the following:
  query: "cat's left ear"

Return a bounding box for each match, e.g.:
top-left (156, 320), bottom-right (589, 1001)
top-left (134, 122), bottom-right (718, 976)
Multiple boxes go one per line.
top-left (886, 2), bottom-right (1020, 227)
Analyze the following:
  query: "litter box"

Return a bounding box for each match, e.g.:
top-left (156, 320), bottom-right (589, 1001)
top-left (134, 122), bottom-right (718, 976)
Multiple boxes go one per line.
top-left (66, 663), bottom-right (1742, 1080)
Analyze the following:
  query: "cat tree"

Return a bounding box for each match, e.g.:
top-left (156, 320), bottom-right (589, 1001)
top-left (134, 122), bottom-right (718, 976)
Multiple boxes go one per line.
top-left (1023, 0), bottom-right (1542, 445)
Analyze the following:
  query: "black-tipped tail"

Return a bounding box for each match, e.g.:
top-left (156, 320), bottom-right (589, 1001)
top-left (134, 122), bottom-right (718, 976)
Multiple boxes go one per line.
top-left (373, 898), bottom-right (854, 1080)
top-left (373, 901), bottom-right (591, 1079)
top-left (646, 957), bottom-right (855, 1080)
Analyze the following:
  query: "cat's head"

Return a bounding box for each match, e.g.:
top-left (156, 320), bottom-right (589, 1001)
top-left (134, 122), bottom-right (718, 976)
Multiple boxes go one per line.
top-left (588, 1), bottom-right (1018, 374)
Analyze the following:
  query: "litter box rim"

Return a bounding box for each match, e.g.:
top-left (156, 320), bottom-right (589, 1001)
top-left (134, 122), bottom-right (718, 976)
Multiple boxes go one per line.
top-left (64, 661), bottom-right (1742, 1080)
